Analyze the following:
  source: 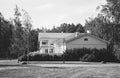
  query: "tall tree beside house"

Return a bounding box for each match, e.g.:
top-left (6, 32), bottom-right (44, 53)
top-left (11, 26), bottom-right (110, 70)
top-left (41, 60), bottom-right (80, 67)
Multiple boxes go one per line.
top-left (9, 6), bottom-right (39, 59)
top-left (86, 0), bottom-right (120, 43)
top-left (99, 0), bottom-right (120, 44)
top-left (0, 6), bottom-right (39, 59)
top-left (22, 9), bottom-right (32, 54)
top-left (28, 28), bottom-right (41, 52)
top-left (0, 13), bottom-right (5, 57)
top-left (85, 0), bottom-right (120, 61)
top-left (100, 0), bottom-right (120, 24)
top-left (84, 15), bottom-right (115, 54)
top-left (29, 29), bottom-right (39, 52)
top-left (0, 13), bottom-right (13, 58)
top-left (99, 0), bottom-right (120, 60)
top-left (11, 5), bottom-right (25, 58)
top-left (85, 15), bottom-right (112, 41)
top-left (20, 9), bottom-right (32, 63)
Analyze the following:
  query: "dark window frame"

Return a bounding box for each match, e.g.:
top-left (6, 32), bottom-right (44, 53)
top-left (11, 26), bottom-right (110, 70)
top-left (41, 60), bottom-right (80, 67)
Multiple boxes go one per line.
top-left (50, 49), bottom-right (54, 53)
top-left (51, 43), bottom-right (54, 45)
top-left (84, 38), bottom-right (88, 41)
top-left (45, 49), bottom-right (48, 53)
top-left (42, 42), bottom-right (47, 45)
top-left (42, 40), bottom-right (48, 45)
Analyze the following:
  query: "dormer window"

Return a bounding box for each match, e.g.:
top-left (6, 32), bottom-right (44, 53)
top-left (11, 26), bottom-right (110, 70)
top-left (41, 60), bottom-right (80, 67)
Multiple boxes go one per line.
top-left (84, 38), bottom-right (88, 41)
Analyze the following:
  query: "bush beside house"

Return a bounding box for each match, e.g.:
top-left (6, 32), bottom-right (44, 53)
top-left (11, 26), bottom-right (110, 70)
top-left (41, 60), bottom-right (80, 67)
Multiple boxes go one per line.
top-left (19, 52), bottom-right (63, 61)
top-left (19, 48), bottom-right (119, 62)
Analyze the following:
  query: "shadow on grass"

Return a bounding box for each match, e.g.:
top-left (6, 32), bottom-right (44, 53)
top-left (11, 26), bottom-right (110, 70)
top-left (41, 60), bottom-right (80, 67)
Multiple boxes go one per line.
top-left (0, 64), bottom-right (23, 67)
top-left (43, 67), bottom-right (66, 69)
top-left (29, 61), bottom-right (101, 64)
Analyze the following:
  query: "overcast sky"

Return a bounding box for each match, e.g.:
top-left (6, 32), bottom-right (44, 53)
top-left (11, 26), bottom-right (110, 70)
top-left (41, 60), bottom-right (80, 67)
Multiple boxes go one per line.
top-left (0, 0), bottom-right (106, 29)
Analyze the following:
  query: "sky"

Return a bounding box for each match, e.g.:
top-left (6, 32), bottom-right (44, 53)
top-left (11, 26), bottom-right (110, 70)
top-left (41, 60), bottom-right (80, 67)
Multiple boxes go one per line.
top-left (0, 0), bottom-right (106, 29)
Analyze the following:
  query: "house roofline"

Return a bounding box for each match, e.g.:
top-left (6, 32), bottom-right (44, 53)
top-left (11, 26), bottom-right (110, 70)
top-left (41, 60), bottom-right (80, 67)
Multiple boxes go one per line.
top-left (66, 34), bottom-right (109, 44)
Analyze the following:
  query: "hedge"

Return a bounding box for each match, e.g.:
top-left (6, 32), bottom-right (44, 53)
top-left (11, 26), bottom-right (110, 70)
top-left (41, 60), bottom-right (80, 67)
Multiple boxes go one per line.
top-left (19, 48), bottom-right (119, 62)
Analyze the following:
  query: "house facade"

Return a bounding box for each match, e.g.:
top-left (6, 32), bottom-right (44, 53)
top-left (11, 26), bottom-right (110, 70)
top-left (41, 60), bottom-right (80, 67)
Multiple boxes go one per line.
top-left (38, 32), bottom-right (108, 54)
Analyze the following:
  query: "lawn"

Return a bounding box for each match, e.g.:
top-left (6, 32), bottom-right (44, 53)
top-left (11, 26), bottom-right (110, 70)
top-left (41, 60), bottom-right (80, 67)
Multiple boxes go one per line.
top-left (0, 60), bottom-right (120, 78)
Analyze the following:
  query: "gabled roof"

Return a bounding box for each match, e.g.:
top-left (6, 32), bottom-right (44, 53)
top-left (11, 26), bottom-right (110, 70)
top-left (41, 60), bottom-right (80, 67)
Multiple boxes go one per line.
top-left (50, 33), bottom-right (85, 43)
top-left (66, 34), bottom-right (109, 43)
top-left (39, 33), bottom-right (74, 39)
top-left (65, 33), bottom-right (85, 41)
top-left (39, 32), bottom-right (109, 44)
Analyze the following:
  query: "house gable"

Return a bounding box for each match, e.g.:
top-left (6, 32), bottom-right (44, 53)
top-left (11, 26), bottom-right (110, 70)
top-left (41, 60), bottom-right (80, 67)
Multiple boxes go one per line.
top-left (66, 34), bottom-right (108, 49)
top-left (66, 34), bottom-right (108, 44)
top-left (67, 35), bottom-right (106, 45)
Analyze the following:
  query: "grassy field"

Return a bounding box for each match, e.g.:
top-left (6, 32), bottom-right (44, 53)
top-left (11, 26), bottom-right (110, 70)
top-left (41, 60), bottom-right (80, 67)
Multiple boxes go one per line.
top-left (0, 60), bottom-right (120, 78)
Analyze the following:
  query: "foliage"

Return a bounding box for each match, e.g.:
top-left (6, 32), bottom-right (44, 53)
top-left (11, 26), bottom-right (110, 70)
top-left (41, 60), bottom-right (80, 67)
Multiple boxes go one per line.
top-left (0, 13), bottom-right (13, 58)
top-left (85, 0), bottom-right (120, 61)
top-left (19, 48), bottom-right (119, 62)
top-left (64, 48), bottom-right (118, 62)
top-left (100, 0), bottom-right (120, 24)
top-left (0, 5), bottom-right (39, 58)
top-left (98, 0), bottom-right (120, 43)
top-left (85, 15), bottom-right (112, 41)
top-left (48, 23), bottom-right (85, 33)
top-left (29, 30), bottom-right (39, 52)
top-left (19, 52), bottom-right (63, 61)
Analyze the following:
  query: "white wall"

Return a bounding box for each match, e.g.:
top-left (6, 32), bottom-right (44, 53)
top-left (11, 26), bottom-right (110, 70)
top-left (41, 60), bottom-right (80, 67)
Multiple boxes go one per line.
top-left (40, 46), bottom-right (48, 53)
top-left (66, 35), bottom-right (107, 49)
top-left (39, 38), bottom-right (58, 53)
top-left (54, 42), bottom-right (63, 54)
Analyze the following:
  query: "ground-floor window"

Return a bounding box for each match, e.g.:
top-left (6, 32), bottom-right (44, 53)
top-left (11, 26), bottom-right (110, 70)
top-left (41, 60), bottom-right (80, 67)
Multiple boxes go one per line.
top-left (45, 49), bottom-right (48, 54)
top-left (50, 49), bottom-right (54, 53)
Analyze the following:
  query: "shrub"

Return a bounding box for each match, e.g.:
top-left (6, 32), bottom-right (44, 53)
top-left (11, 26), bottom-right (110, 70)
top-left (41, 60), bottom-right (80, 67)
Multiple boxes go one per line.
top-left (19, 48), bottom-right (119, 62)
top-left (19, 52), bottom-right (63, 61)
top-left (18, 54), bottom-right (27, 61)
top-left (64, 48), bottom-right (118, 62)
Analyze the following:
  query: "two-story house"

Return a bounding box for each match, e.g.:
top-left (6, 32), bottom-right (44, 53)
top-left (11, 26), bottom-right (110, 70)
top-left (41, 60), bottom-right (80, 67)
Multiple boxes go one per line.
top-left (38, 32), bottom-right (108, 54)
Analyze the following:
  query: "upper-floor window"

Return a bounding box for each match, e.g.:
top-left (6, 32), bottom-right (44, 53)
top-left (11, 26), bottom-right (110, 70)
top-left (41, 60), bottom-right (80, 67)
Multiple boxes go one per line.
top-left (42, 40), bottom-right (48, 45)
top-left (84, 38), bottom-right (88, 41)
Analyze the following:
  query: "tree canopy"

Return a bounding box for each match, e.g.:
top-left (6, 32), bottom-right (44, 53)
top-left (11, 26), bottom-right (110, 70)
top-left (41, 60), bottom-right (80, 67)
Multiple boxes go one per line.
top-left (85, 0), bottom-right (120, 60)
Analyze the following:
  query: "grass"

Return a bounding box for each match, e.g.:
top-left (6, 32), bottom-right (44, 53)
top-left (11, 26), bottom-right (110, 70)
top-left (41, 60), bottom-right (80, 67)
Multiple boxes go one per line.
top-left (0, 60), bottom-right (120, 78)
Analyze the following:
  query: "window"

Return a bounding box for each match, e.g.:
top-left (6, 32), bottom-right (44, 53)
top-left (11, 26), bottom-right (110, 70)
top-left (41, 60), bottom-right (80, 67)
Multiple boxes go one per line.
top-left (45, 49), bottom-right (48, 53)
top-left (42, 42), bottom-right (47, 45)
top-left (84, 38), bottom-right (88, 41)
top-left (51, 43), bottom-right (54, 46)
top-left (42, 40), bottom-right (48, 45)
top-left (50, 49), bottom-right (54, 53)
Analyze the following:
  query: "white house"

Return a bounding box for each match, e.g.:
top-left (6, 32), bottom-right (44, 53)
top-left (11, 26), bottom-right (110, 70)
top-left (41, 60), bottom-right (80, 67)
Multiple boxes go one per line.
top-left (38, 32), bottom-right (108, 54)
